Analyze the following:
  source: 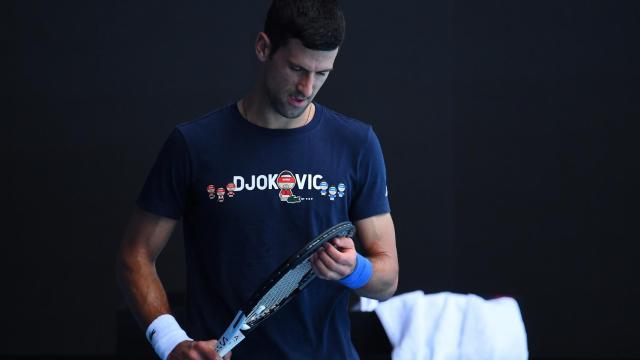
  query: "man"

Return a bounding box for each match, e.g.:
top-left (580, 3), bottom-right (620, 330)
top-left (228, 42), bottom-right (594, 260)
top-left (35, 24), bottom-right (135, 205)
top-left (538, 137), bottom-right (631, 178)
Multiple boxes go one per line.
top-left (116, 0), bottom-right (398, 359)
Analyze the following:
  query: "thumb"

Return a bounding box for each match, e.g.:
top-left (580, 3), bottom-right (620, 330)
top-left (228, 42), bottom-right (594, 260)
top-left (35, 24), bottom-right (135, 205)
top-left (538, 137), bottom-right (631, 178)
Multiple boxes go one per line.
top-left (200, 339), bottom-right (224, 360)
top-left (210, 339), bottom-right (233, 360)
top-left (331, 236), bottom-right (355, 250)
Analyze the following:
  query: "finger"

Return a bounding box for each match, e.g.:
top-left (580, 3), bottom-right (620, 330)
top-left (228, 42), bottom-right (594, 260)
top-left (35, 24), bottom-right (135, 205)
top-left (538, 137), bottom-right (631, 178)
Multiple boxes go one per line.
top-left (192, 340), bottom-right (220, 360)
top-left (319, 244), bottom-right (350, 270)
top-left (322, 242), bottom-right (352, 265)
top-left (316, 247), bottom-right (351, 279)
top-left (168, 340), bottom-right (198, 360)
top-left (331, 236), bottom-right (355, 250)
top-left (316, 247), bottom-right (337, 269)
top-left (312, 251), bottom-right (339, 279)
top-left (223, 350), bottom-right (232, 360)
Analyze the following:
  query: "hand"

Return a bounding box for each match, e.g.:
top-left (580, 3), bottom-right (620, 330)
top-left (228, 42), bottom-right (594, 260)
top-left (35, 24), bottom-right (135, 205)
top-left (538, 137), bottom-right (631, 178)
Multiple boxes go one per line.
top-left (168, 339), bottom-right (232, 360)
top-left (311, 237), bottom-right (357, 281)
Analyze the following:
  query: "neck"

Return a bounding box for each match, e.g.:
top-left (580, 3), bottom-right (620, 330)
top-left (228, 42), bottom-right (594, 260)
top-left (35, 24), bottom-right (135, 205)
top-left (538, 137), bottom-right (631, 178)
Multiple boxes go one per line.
top-left (239, 87), bottom-right (314, 129)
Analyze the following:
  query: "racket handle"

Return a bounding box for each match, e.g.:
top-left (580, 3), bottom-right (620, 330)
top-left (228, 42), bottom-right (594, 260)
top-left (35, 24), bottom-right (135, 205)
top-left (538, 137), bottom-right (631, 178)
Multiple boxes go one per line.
top-left (215, 311), bottom-right (247, 356)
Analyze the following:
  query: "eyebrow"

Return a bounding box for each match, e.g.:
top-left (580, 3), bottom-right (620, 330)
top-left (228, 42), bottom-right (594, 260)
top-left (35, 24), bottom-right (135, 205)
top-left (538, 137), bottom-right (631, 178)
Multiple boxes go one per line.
top-left (288, 61), bottom-right (334, 73)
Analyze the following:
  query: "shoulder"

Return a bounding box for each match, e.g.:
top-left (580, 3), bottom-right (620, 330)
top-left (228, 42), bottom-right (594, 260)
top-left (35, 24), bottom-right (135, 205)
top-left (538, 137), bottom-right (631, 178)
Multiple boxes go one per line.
top-left (317, 103), bottom-right (375, 143)
top-left (173, 103), bottom-right (237, 143)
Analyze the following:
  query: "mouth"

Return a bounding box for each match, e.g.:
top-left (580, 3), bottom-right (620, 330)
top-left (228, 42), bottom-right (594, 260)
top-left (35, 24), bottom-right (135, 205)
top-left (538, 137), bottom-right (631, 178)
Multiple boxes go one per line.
top-left (287, 95), bottom-right (307, 107)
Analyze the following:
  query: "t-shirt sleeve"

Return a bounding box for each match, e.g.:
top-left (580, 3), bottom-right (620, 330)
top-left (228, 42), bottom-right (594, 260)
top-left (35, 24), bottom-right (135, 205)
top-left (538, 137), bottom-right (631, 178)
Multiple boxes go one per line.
top-left (349, 127), bottom-right (391, 221)
top-left (136, 128), bottom-right (192, 220)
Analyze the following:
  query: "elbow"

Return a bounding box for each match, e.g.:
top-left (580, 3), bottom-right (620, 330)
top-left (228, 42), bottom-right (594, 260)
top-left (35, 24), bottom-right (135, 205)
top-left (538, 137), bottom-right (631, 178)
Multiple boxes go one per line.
top-left (114, 245), bottom-right (145, 289)
top-left (379, 258), bottom-right (399, 301)
top-left (361, 268), bottom-right (398, 301)
top-left (387, 274), bottom-right (399, 299)
top-left (115, 248), bottom-right (133, 289)
top-left (378, 272), bottom-right (399, 301)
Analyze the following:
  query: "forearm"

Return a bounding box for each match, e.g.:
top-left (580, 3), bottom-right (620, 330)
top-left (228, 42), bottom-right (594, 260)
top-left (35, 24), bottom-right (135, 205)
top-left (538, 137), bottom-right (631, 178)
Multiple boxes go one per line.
top-left (353, 252), bottom-right (398, 300)
top-left (117, 208), bottom-right (178, 329)
top-left (116, 254), bottom-right (172, 329)
top-left (352, 213), bottom-right (399, 301)
top-left (311, 214), bottom-right (399, 300)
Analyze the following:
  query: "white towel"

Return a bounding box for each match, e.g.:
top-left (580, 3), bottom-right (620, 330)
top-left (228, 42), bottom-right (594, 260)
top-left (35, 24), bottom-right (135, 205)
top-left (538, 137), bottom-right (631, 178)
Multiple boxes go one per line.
top-left (352, 296), bottom-right (380, 312)
top-left (371, 291), bottom-right (528, 360)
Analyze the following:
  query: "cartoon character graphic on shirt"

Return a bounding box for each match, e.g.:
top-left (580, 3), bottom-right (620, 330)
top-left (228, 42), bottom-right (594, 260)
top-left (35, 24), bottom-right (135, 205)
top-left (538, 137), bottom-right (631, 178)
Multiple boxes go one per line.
top-left (277, 170), bottom-right (301, 203)
top-left (216, 187), bottom-right (225, 203)
top-left (328, 186), bottom-right (337, 201)
top-left (319, 181), bottom-right (329, 196)
top-left (226, 183), bottom-right (236, 198)
top-left (207, 185), bottom-right (216, 200)
top-left (337, 183), bottom-right (346, 198)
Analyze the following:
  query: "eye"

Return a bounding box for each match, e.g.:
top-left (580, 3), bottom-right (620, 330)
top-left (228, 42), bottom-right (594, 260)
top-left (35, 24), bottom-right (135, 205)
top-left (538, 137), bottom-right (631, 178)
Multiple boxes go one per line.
top-left (290, 65), bottom-right (303, 72)
top-left (317, 72), bottom-right (327, 77)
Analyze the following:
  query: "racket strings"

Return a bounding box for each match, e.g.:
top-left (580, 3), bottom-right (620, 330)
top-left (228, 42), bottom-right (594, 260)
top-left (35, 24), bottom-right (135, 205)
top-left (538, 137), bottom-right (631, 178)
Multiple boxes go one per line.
top-left (243, 224), bottom-right (355, 327)
top-left (245, 260), bottom-right (312, 326)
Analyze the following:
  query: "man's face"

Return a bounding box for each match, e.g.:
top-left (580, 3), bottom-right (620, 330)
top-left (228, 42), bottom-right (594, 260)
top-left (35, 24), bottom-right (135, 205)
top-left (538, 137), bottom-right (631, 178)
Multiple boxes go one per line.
top-left (263, 38), bottom-right (338, 119)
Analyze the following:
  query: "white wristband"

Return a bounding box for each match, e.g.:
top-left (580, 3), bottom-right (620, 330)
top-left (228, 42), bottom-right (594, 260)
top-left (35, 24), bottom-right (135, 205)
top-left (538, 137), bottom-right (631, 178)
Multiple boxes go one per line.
top-left (146, 314), bottom-right (192, 360)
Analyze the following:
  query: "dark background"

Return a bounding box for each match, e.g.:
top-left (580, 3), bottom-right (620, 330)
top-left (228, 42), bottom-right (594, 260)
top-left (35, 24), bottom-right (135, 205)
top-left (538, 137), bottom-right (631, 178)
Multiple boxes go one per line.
top-left (5, 0), bottom-right (637, 358)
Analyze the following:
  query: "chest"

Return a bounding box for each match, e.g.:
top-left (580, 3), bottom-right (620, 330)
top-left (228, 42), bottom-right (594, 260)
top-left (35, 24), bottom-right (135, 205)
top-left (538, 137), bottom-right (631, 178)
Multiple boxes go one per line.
top-left (188, 136), bottom-right (358, 225)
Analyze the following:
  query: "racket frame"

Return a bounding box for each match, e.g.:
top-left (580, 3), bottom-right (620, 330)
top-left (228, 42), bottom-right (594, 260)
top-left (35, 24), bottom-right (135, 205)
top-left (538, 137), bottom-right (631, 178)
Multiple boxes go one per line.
top-left (215, 221), bottom-right (356, 356)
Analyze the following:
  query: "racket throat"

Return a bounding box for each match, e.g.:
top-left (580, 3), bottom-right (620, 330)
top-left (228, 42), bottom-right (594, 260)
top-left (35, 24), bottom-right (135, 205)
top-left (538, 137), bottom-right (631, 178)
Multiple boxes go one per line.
top-left (215, 311), bottom-right (247, 357)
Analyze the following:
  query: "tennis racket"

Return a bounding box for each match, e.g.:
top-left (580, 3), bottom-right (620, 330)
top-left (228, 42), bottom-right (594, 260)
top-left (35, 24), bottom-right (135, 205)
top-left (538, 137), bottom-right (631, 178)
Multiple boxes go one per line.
top-left (214, 221), bottom-right (356, 356)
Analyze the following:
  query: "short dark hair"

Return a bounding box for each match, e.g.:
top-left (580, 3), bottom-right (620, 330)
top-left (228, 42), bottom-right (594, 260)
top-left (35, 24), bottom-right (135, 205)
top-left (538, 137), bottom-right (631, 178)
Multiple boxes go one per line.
top-left (264, 0), bottom-right (345, 54)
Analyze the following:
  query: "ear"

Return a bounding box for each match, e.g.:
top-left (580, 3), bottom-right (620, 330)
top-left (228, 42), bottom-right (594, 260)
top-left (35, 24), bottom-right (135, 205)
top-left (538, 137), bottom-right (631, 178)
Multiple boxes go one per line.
top-left (255, 32), bottom-right (271, 62)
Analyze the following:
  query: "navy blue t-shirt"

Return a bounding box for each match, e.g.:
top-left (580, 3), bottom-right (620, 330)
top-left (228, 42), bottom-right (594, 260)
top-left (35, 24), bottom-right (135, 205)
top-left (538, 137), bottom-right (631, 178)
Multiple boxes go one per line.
top-left (137, 102), bottom-right (390, 359)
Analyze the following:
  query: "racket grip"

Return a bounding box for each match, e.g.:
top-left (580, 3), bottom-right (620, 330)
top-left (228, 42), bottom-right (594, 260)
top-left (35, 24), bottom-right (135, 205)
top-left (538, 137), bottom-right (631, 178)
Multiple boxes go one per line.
top-left (215, 311), bottom-right (247, 356)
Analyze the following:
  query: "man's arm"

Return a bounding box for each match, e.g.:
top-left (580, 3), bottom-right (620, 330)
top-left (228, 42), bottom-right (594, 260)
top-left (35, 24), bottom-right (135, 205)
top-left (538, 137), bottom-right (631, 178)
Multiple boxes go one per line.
top-left (116, 207), bottom-right (176, 329)
top-left (116, 207), bottom-right (228, 360)
top-left (311, 213), bottom-right (399, 301)
top-left (352, 213), bottom-right (398, 300)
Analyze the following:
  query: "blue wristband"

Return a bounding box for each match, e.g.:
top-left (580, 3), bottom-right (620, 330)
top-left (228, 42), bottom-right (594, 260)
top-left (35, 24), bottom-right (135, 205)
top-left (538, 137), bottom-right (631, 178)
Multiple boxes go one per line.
top-left (338, 253), bottom-right (373, 289)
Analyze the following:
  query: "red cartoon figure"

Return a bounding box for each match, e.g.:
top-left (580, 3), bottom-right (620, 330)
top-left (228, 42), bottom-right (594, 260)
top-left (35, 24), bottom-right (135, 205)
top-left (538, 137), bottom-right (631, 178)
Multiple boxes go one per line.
top-left (277, 170), bottom-right (297, 202)
top-left (216, 187), bottom-right (226, 203)
top-left (206, 185), bottom-right (216, 200)
top-left (226, 183), bottom-right (236, 198)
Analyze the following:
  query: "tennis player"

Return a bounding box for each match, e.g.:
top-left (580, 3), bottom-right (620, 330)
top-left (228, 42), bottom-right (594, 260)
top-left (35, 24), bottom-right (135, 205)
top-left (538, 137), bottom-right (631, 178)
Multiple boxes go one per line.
top-left (116, 0), bottom-right (398, 359)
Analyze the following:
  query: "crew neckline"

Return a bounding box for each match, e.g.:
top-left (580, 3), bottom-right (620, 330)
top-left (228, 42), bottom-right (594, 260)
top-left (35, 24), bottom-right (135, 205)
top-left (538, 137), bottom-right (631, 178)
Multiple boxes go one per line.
top-left (231, 101), bottom-right (324, 137)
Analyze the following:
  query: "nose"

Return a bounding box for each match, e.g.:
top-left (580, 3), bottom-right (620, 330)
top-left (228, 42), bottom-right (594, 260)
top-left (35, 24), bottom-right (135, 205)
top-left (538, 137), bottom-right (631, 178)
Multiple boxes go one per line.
top-left (297, 73), bottom-right (314, 98)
